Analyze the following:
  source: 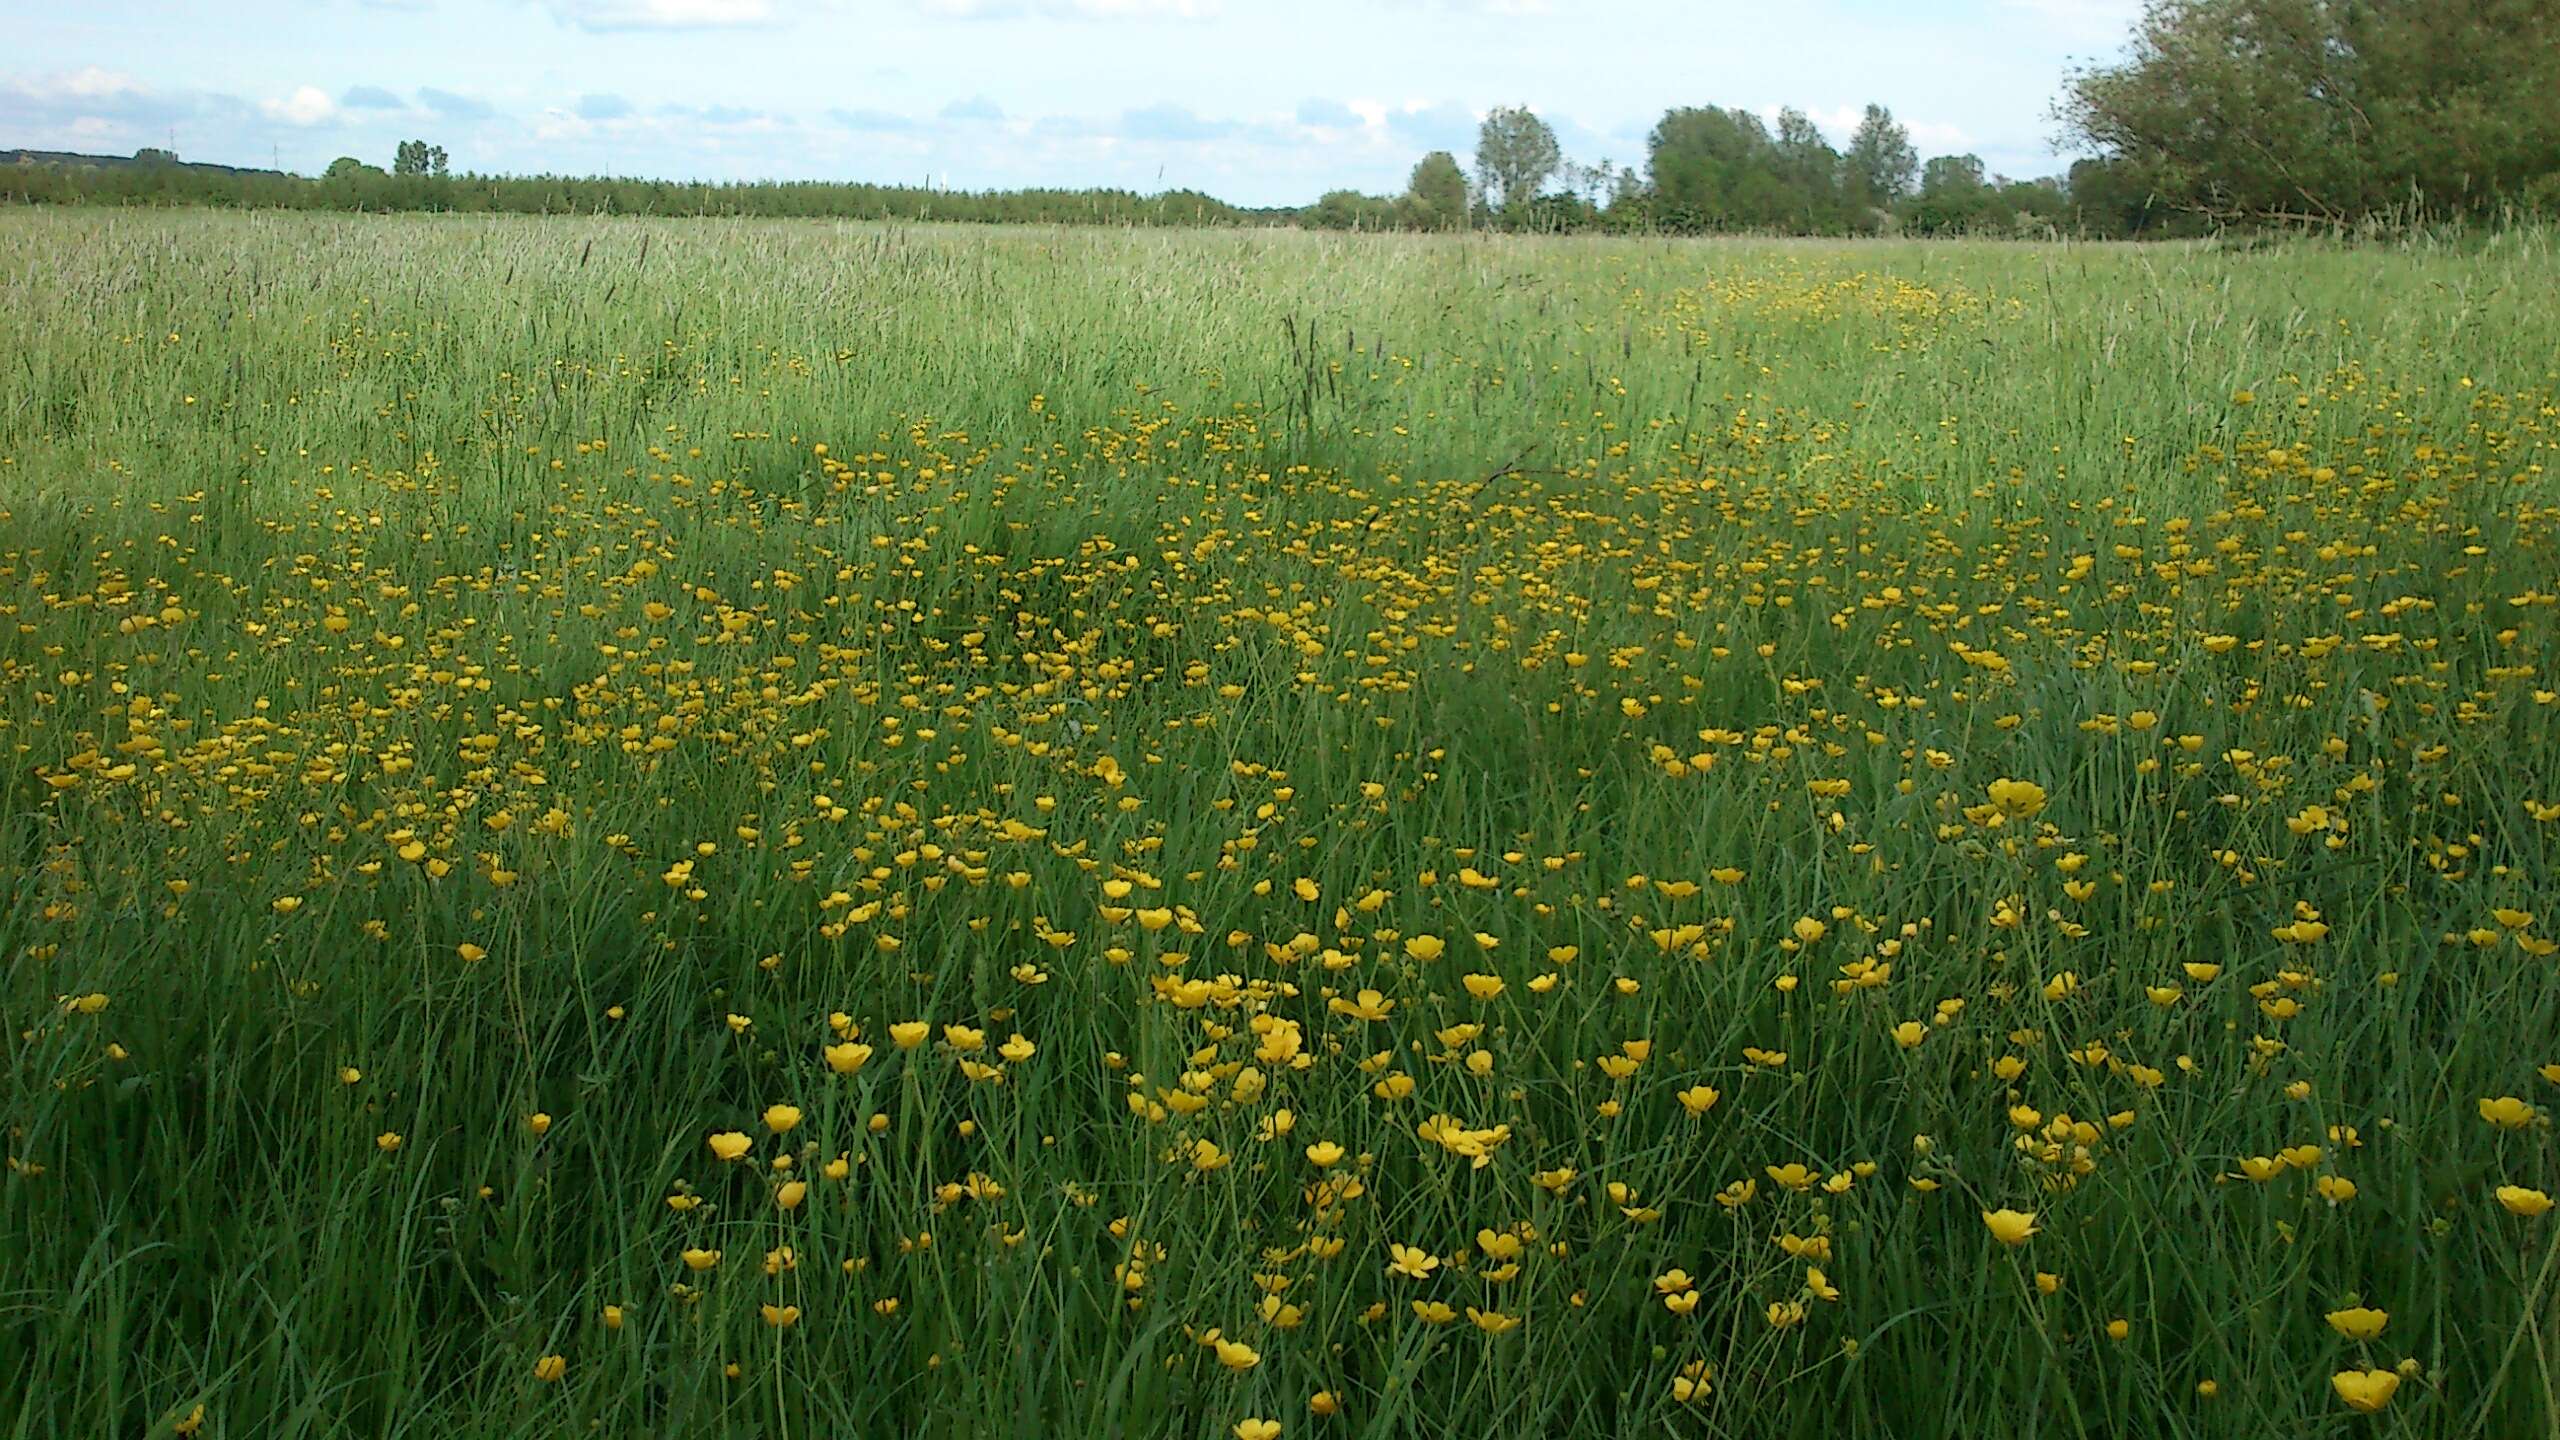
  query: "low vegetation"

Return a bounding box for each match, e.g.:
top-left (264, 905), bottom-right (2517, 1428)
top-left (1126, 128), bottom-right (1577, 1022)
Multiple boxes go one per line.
top-left (2, 210), bottom-right (2555, 1438)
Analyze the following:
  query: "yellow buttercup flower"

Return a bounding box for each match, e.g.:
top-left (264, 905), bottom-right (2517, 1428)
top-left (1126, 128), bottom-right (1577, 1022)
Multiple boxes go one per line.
top-left (1983, 1208), bottom-right (2039, 1246)
top-left (2478, 1096), bottom-right (2535, 1129)
top-left (2495, 1185), bottom-right (2552, 1216)
top-left (1986, 777), bottom-right (2048, 819)
top-left (1329, 989), bottom-right (1395, 1021)
top-left (1387, 1243), bottom-right (1440, 1280)
top-left (2330, 1369), bottom-right (2400, 1413)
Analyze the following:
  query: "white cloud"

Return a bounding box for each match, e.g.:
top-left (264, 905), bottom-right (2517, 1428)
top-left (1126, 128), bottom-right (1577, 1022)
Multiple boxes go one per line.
top-left (261, 85), bottom-right (340, 126)
top-left (924, 0), bottom-right (1219, 16)
top-left (8, 66), bottom-right (146, 101)
top-left (540, 0), bottom-right (778, 29)
top-left (531, 108), bottom-right (593, 143)
top-left (61, 66), bottom-right (146, 99)
top-left (1805, 105), bottom-right (1868, 140)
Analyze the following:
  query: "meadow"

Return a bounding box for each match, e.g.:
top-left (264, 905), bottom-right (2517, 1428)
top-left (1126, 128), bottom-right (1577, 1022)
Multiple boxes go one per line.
top-left (1, 209), bottom-right (2555, 1439)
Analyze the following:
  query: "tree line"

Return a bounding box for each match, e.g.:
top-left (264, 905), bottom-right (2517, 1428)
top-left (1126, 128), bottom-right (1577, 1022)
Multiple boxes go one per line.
top-left (1308, 103), bottom-right (2135, 238)
top-left (9, 1), bottom-right (2555, 239)
top-left (0, 150), bottom-right (1284, 227)
top-left (0, 115), bottom-right (2173, 239)
top-left (1317, 1), bottom-right (2560, 235)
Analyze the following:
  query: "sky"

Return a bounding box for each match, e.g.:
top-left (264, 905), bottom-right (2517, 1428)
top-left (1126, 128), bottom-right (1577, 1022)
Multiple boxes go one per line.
top-left (1, 0), bottom-right (2144, 207)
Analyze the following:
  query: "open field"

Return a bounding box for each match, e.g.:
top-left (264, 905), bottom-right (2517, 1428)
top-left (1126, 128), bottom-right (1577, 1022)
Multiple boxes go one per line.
top-left (2, 210), bottom-right (2556, 1439)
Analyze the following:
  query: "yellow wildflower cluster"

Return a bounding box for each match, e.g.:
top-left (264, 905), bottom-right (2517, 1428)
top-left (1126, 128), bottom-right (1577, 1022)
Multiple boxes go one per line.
top-left (2, 216), bottom-right (2554, 1436)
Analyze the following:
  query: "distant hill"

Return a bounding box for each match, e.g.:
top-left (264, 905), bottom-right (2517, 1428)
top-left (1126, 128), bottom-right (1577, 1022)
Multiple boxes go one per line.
top-left (3, 148), bottom-right (289, 180)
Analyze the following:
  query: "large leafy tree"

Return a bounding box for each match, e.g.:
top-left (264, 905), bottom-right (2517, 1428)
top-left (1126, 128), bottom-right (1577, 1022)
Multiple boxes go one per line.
top-left (1921, 154), bottom-right (1986, 195)
top-left (1772, 107), bottom-right (1852, 230)
top-left (1645, 106), bottom-right (1790, 231)
top-left (1404, 150), bottom-right (1469, 229)
top-left (2059, 0), bottom-right (2560, 222)
top-left (1306, 189), bottom-right (1396, 229)
top-left (393, 140), bottom-right (451, 178)
top-left (1845, 104), bottom-right (1919, 207)
top-left (1905, 154), bottom-right (2000, 234)
top-left (1473, 106), bottom-right (1560, 214)
top-left (2067, 156), bottom-right (2170, 236)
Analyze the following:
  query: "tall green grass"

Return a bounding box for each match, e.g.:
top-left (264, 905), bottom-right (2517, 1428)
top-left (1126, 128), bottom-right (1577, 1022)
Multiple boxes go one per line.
top-left (1, 211), bottom-right (2555, 1440)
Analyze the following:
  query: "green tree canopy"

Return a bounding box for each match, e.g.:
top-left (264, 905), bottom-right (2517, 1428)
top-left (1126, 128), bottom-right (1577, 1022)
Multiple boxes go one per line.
top-left (2059, 0), bottom-right (2560, 223)
top-left (1845, 104), bottom-right (1919, 206)
top-left (1305, 189), bottom-right (1398, 230)
top-left (1906, 154), bottom-right (2001, 234)
top-left (1474, 106), bottom-right (1561, 214)
top-left (1771, 107), bottom-right (1853, 230)
top-left (1404, 150), bottom-right (1469, 229)
top-left (393, 140), bottom-right (451, 178)
top-left (1921, 154), bottom-right (1986, 196)
top-left (1645, 106), bottom-right (1803, 231)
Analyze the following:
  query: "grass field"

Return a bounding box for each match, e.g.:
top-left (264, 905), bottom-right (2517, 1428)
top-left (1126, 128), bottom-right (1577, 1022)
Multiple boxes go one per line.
top-left (2, 209), bottom-right (2556, 1439)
